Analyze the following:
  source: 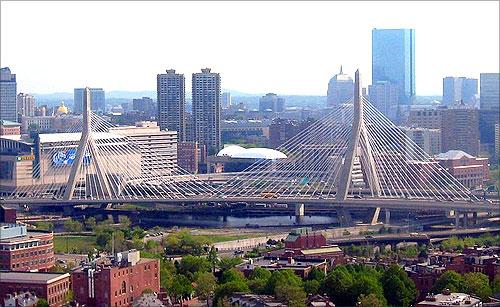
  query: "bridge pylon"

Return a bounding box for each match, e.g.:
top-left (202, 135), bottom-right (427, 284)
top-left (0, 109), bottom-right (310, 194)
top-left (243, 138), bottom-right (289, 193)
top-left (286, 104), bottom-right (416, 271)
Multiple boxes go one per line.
top-left (335, 70), bottom-right (381, 224)
top-left (63, 87), bottom-right (112, 200)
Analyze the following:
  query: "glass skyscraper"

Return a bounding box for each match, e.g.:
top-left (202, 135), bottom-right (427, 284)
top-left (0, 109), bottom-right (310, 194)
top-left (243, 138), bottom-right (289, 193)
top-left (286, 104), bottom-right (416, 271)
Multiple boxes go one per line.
top-left (372, 28), bottom-right (415, 106)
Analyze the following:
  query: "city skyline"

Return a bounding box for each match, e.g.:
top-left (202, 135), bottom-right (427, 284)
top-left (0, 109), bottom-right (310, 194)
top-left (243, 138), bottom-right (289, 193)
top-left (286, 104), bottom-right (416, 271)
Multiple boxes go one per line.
top-left (1, 1), bottom-right (498, 96)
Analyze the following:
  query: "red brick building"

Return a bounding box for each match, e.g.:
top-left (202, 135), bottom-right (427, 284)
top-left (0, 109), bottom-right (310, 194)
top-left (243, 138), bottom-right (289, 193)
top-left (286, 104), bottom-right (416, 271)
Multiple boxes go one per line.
top-left (0, 271), bottom-right (70, 307)
top-left (0, 120), bottom-right (21, 136)
top-left (284, 228), bottom-right (327, 249)
top-left (435, 150), bottom-right (489, 189)
top-left (0, 224), bottom-right (54, 271)
top-left (0, 205), bottom-right (17, 223)
top-left (72, 250), bottom-right (160, 307)
top-left (177, 141), bottom-right (199, 173)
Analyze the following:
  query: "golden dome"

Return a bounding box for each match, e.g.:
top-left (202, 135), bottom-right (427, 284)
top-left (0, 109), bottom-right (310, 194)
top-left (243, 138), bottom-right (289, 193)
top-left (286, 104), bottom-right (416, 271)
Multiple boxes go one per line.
top-left (56, 101), bottom-right (68, 114)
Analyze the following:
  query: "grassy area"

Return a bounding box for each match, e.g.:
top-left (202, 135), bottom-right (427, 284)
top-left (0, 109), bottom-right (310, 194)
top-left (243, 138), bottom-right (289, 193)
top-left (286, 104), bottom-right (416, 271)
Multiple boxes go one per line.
top-left (119, 203), bottom-right (153, 210)
top-left (194, 234), bottom-right (263, 243)
top-left (54, 235), bottom-right (98, 254)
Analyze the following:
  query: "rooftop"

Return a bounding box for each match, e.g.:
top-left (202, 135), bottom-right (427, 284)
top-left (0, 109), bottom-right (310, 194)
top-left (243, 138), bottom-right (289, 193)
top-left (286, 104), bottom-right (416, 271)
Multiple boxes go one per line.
top-left (435, 150), bottom-right (475, 160)
top-left (416, 292), bottom-right (481, 306)
top-left (38, 132), bottom-right (126, 144)
top-left (0, 120), bottom-right (21, 127)
top-left (0, 271), bottom-right (69, 284)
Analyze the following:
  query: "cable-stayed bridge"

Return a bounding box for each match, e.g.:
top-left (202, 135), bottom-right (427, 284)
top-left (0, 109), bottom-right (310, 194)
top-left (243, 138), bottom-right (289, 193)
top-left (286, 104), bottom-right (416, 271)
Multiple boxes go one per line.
top-left (3, 71), bottom-right (498, 223)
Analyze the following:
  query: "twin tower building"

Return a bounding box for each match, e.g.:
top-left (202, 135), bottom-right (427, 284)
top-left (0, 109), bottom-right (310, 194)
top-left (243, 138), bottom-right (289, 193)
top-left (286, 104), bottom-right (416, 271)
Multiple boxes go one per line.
top-left (157, 68), bottom-right (221, 156)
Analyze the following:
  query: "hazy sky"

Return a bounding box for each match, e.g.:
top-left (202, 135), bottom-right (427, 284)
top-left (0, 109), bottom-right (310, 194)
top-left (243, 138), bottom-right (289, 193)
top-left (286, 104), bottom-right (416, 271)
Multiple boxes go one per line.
top-left (1, 1), bottom-right (498, 95)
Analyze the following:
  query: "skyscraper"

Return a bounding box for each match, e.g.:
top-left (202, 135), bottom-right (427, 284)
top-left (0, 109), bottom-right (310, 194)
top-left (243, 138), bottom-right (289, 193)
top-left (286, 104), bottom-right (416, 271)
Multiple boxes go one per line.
top-left (326, 66), bottom-right (353, 106)
top-left (259, 93), bottom-right (285, 112)
top-left (479, 73), bottom-right (500, 155)
top-left (157, 69), bottom-right (186, 141)
top-left (222, 92), bottom-right (232, 109)
top-left (192, 68), bottom-right (221, 155)
top-left (372, 29), bottom-right (415, 106)
top-left (442, 77), bottom-right (478, 106)
top-left (17, 93), bottom-right (35, 118)
top-left (368, 81), bottom-right (398, 122)
top-left (441, 105), bottom-right (480, 156)
top-left (0, 67), bottom-right (18, 122)
top-left (73, 88), bottom-right (105, 114)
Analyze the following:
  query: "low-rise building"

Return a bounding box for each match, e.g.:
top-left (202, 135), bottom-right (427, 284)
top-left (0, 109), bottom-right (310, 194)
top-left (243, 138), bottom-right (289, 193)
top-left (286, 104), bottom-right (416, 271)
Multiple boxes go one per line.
top-left (3, 291), bottom-right (39, 307)
top-left (72, 250), bottom-right (160, 307)
top-left (0, 271), bottom-right (70, 307)
top-left (0, 120), bottom-right (21, 136)
top-left (237, 257), bottom-right (328, 279)
top-left (0, 223), bottom-right (54, 271)
top-left (415, 290), bottom-right (482, 307)
top-left (435, 150), bottom-right (489, 189)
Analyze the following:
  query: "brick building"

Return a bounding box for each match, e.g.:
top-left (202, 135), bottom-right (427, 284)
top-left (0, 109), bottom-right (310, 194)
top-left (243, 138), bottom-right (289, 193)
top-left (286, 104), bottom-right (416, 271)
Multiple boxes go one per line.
top-left (0, 120), bottom-right (21, 136)
top-left (72, 250), bottom-right (160, 307)
top-left (177, 141), bottom-right (199, 173)
top-left (284, 228), bottom-right (327, 249)
top-left (0, 223), bottom-right (54, 271)
top-left (0, 271), bottom-right (70, 307)
top-left (435, 150), bottom-right (489, 189)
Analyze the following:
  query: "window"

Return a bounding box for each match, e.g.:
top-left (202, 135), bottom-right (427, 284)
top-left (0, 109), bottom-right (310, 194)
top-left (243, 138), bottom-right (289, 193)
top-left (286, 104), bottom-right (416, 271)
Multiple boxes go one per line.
top-left (121, 281), bottom-right (126, 294)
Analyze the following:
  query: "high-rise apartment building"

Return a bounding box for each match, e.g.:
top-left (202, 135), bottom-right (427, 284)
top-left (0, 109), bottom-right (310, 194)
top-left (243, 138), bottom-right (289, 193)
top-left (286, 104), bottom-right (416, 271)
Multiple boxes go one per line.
top-left (259, 93), bottom-right (285, 113)
top-left (0, 67), bottom-right (17, 122)
top-left (222, 92), bottom-right (232, 108)
top-left (192, 68), bottom-right (221, 155)
top-left (400, 126), bottom-right (441, 156)
top-left (157, 69), bottom-right (186, 141)
top-left (73, 88), bottom-right (105, 114)
top-left (368, 81), bottom-right (399, 122)
top-left (479, 73), bottom-right (500, 155)
top-left (440, 106), bottom-right (480, 156)
top-left (326, 66), bottom-right (353, 106)
top-left (16, 93), bottom-right (35, 118)
top-left (372, 29), bottom-right (415, 106)
top-left (442, 77), bottom-right (478, 106)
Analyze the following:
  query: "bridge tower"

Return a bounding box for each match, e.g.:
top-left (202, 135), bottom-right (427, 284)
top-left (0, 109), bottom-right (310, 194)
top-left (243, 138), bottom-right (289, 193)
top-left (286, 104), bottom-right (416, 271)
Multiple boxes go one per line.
top-left (63, 87), bottom-right (112, 200)
top-left (335, 70), bottom-right (382, 224)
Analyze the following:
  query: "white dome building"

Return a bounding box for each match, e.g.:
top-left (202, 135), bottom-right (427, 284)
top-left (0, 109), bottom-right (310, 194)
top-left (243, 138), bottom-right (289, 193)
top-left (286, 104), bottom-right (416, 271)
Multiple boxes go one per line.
top-left (209, 145), bottom-right (287, 173)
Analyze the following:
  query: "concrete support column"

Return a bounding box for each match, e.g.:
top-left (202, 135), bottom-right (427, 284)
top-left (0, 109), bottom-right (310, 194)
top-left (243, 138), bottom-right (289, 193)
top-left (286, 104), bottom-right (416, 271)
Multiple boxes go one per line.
top-left (472, 212), bottom-right (478, 225)
top-left (455, 211), bottom-right (460, 229)
top-left (385, 210), bottom-right (391, 225)
top-left (462, 212), bottom-right (468, 228)
top-left (295, 203), bottom-right (305, 217)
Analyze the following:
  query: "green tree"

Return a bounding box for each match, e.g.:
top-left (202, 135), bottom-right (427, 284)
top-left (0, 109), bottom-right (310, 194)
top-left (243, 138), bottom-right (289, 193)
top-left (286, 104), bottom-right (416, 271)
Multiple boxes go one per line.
top-left (464, 272), bottom-right (492, 301)
top-left (275, 283), bottom-right (307, 307)
top-left (249, 267), bottom-right (272, 280)
top-left (307, 267), bottom-right (326, 282)
top-left (118, 215), bottom-right (132, 227)
top-left (33, 221), bottom-right (53, 231)
top-left (357, 293), bottom-right (385, 307)
top-left (322, 266), bottom-right (354, 306)
top-left (352, 274), bottom-right (386, 307)
top-left (218, 257), bottom-right (243, 272)
top-left (64, 219), bottom-right (84, 232)
top-left (265, 270), bottom-right (303, 295)
top-left (304, 279), bottom-right (321, 295)
top-left (213, 280), bottom-right (249, 306)
top-left (221, 268), bottom-right (246, 284)
top-left (381, 265), bottom-right (418, 307)
top-left (36, 299), bottom-right (49, 307)
top-left (493, 275), bottom-right (500, 294)
top-left (195, 272), bottom-right (217, 306)
top-left (179, 255), bottom-right (211, 280)
top-left (432, 270), bottom-right (467, 293)
top-left (170, 274), bottom-right (194, 302)
top-left (85, 217), bottom-right (97, 230)
top-left (207, 246), bottom-right (219, 273)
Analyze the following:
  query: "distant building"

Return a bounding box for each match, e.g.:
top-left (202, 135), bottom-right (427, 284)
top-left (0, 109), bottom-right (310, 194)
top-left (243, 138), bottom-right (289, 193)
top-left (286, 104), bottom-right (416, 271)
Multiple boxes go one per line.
top-left (408, 108), bottom-right (443, 129)
top-left (177, 142), bottom-right (199, 174)
top-left (368, 81), bottom-right (399, 122)
top-left (372, 29), bottom-right (415, 106)
top-left (327, 66), bottom-right (353, 106)
top-left (221, 92), bottom-right (232, 108)
top-left (21, 115), bottom-right (82, 134)
top-left (208, 145), bottom-right (287, 173)
top-left (0, 67), bottom-right (18, 122)
top-left (415, 290), bottom-right (481, 307)
top-left (440, 106), bottom-right (479, 156)
top-left (157, 69), bottom-right (186, 141)
top-left (192, 68), bottom-right (221, 155)
top-left (3, 290), bottom-right (39, 307)
top-left (269, 118), bottom-right (315, 148)
top-left (0, 120), bottom-right (21, 136)
top-left (400, 127), bottom-right (441, 156)
top-left (0, 223), bottom-right (55, 271)
top-left (71, 250), bottom-right (160, 307)
top-left (110, 121), bottom-right (177, 176)
top-left (259, 93), bottom-right (285, 113)
top-left (74, 88), bottom-right (105, 114)
top-left (479, 73), bottom-right (499, 156)
top-left (221, 119), bottom-right (270, 145)
top-left (0, 272), bottom-right (70, 307)
top-left (495, 123), bottom-right (500, 158)
top-left (435, 150), bottom-right (489, 189)
top-left (132, 97), bottom-right (156, 118)
top-left (442, 77), bottom-right (478, 106)
top-left (17, 93), bottom-right (35, 118)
